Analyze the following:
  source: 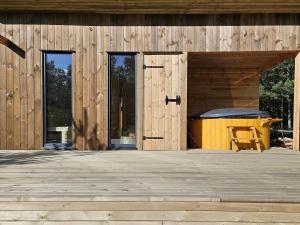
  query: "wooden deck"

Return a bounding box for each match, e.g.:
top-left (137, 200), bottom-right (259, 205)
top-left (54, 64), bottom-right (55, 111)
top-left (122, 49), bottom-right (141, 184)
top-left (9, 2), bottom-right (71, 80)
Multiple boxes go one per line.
top-left (0, 148), bottom-right (300, 224)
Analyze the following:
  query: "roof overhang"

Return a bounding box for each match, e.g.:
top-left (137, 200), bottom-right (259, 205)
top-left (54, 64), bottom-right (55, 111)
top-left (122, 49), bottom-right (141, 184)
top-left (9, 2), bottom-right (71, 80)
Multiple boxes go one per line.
top-left (0, 1), bottom-right (300, 14)
top-left (188, 51), bottom-right (299, 73)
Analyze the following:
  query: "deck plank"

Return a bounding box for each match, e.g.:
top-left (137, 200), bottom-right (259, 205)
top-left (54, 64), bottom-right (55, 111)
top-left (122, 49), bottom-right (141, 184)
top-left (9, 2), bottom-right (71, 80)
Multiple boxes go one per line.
top-left (0, 149), bottom-right (299, 202)
top-left (1, 149), bottom-right (300, 223)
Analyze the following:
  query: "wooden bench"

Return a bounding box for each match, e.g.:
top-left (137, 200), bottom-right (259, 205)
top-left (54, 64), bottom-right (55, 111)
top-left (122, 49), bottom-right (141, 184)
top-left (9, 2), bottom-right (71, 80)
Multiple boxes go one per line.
top-left (228, 126), bottom-right (262, 152)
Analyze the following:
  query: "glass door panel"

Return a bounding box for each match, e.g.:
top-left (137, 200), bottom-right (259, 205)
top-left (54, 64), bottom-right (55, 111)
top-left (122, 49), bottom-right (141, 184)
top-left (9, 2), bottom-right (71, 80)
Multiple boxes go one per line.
top-left (44, 52), bottom-right (72, 149)
top-left (109, 54), bottom-right (136, 148)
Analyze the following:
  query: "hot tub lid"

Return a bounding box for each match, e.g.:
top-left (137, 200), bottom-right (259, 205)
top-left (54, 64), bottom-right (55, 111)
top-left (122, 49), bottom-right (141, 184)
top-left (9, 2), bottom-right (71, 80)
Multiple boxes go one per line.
top-left (190, 108), bottom-right (271, 119)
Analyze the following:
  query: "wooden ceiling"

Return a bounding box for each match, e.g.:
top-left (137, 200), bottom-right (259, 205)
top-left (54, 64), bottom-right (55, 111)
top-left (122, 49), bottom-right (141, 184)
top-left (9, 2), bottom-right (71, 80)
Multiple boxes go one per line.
top-left (188, 51), bottom-right (299, 72)
top-left (0, 1), bottom-right (300, 14)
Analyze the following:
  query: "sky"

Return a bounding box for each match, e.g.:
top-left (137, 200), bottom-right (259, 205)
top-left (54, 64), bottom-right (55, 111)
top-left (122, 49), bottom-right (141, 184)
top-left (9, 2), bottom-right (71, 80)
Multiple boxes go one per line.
top-left (46, 54), bottom-right (132, 70)
top-left (115, 55), bottom-right (127, 67)
top-left (46, 53), bottom-right (72, 70)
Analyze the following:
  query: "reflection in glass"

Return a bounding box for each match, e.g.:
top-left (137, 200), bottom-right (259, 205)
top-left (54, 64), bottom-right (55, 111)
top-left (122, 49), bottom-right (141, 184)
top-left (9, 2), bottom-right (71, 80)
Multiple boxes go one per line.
top-left (109, 54), bottom-right (136, 147)
top-left (44, 53), bottom-right (72, 148)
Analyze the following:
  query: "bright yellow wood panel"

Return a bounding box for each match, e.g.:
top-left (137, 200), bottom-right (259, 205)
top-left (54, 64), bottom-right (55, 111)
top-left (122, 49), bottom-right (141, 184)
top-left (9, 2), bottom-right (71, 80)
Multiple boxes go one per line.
top-left (190, 118), bottom-right (281, 151)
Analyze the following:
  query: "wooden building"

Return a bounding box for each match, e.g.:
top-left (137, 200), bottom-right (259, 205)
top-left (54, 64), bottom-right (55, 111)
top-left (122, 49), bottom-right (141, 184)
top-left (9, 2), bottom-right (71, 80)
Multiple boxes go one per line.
top-left (0, 1), bottom-right (299, 150)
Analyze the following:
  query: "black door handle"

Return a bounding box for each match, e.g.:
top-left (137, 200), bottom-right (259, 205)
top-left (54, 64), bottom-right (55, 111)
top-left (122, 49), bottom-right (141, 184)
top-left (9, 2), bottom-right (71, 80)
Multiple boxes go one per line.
top-left (143, 136), bottom-right (164, 140)
top-left (165, 95), bottom-right (181, 105)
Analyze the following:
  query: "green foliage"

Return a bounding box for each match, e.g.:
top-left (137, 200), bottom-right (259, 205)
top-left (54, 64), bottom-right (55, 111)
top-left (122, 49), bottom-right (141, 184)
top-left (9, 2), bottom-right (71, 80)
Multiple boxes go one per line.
top-left (46, 61), bottom-right (72, 127)
top-left (110, 55), bottom-right (136, 138)
top-left (259, 58), bottom-right (294, 129)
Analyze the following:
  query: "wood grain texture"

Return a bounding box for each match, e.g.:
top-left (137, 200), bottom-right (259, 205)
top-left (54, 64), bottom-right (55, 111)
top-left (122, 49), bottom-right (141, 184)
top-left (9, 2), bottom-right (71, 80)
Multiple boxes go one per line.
top-left (6, 21), bottom-right (14, 149)
top-left (0, 150), bottom-right (300, 223)
top-left (33, 17), bottom-right (42, 149)
top-left (143, 54), bottom-right (186, 150)
top-left (0, 149), bottom-right (300, 202)
top-left (293, 53), bottom-right (300, 151)
top-left (26, 15), bottom-right (35, 149)
top-left (187, 52), bottom-right (298, 116)
top-left (0, 13), bottom-right (299, 150)
top-left (19, 15), bottom-right (27, 150)
top-left (12, 17), bottom-right (20, 149)
top-left (179, 53), bottom-right (187, 150)
top-left (0, 15), bottom-right (7, 149)
top-left (1, 0), bottom-right (300, 14)
top-left (136, 53), bottom-right (144, 150)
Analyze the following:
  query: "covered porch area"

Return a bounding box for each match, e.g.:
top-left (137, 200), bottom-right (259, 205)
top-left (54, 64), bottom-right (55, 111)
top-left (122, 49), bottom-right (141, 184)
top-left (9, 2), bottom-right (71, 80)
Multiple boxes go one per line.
top-left (187, 51), bottom-right (300, 151)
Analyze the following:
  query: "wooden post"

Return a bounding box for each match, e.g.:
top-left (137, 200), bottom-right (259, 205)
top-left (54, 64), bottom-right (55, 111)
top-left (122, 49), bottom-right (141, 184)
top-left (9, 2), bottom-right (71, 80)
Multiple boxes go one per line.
top-left (180, 52), bottom-right (188, 150)
top-left (293, 53), bottom-right (300, 151)
top-left (136, 53), bottom-right (144, 150)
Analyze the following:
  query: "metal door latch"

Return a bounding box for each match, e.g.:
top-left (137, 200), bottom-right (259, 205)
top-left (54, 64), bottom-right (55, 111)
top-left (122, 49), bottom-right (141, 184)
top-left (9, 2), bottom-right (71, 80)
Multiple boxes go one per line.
top-left (143, 65), bottom-right (164, 69)
top-left (165, 95), bottom-right (181, 105)
top-left (143, 136), bottom-right (164, 140)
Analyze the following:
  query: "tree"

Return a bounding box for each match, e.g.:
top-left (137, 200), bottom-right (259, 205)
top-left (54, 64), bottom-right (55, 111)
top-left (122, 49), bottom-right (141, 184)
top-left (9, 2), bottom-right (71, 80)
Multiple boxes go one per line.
top-left (259, 58), bottom-right (295, 129)
top-left (110, 55), bottom-right (135, 138)
top-left (46, 60), bottom-right (72, 128)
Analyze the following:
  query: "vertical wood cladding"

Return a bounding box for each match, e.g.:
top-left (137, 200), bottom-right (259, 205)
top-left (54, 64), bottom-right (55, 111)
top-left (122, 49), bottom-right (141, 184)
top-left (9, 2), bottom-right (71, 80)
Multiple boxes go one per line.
top-left (0, 14), bottom-right (299, 149)
top-left (187, 68), bottom-right (260, 117)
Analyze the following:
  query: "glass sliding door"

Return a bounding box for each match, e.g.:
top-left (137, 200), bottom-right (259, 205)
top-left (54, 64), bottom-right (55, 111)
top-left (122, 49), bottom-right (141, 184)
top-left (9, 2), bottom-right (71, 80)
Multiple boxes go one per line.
top-left (43, 52), bottom-right (72, 149)
top-left (109, 53), bottom-right (136, 149)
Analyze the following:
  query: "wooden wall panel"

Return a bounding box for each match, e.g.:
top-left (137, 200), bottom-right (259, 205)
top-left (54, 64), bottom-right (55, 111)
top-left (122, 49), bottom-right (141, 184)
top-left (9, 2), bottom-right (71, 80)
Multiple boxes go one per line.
top-left (187, 68), bottom-right (260, 116)
top-left (19, 15), bottom-right (27, 149)
top-left (87, 16), bottom-right (97, 149)
top-left (6, 21), bottom-right (14, 149)
top-left (0, 13), bottom-right (299, 150)
top-left (12, 16), bottom-right (20, 149)
top-left (180, 53), bottom-right (188, 150)
top-left (74, 15), bottom-right (84, 150)
top-left (26, 15), bottom-right (35, 149)
top-left (33, 16), bottom-right (42, 149)
top-left (293, 53), bottom-right (300, 151)
top-left (0, 15), bottom-right (7, 149)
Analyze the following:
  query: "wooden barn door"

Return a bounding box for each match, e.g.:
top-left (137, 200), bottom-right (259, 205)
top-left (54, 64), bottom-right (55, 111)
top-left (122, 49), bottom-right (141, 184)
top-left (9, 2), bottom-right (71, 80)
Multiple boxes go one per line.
top-left (143, 53), bottom-right (187, 151)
